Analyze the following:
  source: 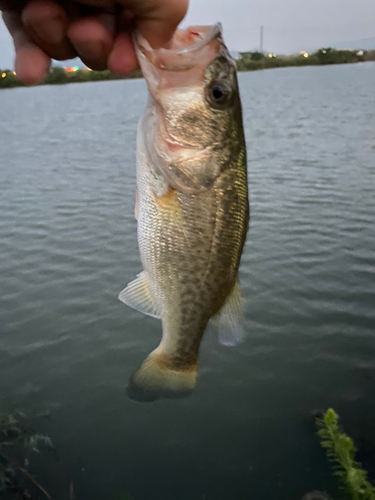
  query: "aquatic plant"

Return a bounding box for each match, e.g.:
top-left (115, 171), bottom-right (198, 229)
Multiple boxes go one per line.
top-left (302, 492), bottom-right (333, 500)
top-left (2, 405), bottom-right (374, 499)
top-left (0, 409), bottom-right (53, 499)
top-left (316, 409), bottom-right (375, 500)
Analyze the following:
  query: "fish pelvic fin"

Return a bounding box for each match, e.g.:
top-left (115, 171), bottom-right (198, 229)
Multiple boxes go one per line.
top-left (127, 350), bottom-right (198, 403)
top-left (212, 279), bottom-right (245, 347)
top-left (118, 271), bottom-right (161, 319)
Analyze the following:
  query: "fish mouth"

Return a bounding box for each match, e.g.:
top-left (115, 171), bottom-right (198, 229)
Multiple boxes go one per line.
top-left (136, 24), bottom-right (227, 177)
top-left (135, 24), bottom-right (226, 152)
top-left (133, 23), bottom-right (223, 72)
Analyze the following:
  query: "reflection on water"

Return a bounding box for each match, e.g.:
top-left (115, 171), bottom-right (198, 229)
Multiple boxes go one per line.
top-left (0, 62), bottom-right (374, 500)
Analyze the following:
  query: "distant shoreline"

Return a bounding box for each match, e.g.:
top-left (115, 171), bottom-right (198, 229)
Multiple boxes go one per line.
top-left (1, 48), bottom-right (374, 90)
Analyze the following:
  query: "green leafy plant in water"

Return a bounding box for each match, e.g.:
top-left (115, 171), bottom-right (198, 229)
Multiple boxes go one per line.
top-left (0, 408), bottom-right (54, 498)
top-left (316, 409), bottom-right (375, 500)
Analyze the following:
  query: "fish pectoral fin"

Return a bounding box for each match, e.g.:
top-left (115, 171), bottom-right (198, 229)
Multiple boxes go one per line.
top-left (118, 271), bottom-right (161, 319)
top-left (212, 279), bottom-right (245, 347)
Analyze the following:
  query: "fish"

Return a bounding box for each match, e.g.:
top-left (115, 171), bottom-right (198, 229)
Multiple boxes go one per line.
top-left (119, 23), bottom-right (249, 402)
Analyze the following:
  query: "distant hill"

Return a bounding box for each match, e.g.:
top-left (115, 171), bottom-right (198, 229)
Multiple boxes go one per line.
top-left (331, 37), bottom-right (375, 50)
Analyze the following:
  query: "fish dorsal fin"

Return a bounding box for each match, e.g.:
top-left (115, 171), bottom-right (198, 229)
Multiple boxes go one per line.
top-left (118, 271), bottom-right (161, 319)
top-left (212, 279), bottom-right (245, 346)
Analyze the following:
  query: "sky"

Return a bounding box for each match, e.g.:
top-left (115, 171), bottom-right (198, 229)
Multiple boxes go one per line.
top-left (1, 0), bottom-right (375, 67)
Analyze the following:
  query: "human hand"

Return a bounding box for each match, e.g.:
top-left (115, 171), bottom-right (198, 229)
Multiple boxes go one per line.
top-left (0, 0), bottom-right (188, 84)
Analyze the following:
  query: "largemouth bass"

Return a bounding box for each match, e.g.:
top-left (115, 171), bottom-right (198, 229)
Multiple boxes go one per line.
top-left (119, 24), bottom-right (249, 402)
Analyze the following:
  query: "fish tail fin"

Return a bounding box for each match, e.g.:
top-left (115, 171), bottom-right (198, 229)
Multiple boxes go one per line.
top-left (127, 350), bottom-right (198, 403)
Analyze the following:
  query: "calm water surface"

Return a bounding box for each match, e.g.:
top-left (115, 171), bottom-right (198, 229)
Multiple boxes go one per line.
top-left (1, 63), bottom-right (375, 500)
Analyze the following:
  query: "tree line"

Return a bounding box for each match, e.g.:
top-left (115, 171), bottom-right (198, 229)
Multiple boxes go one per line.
top-left (0, 67), bottom-right (142, 89)
top-left (1, 48), bottom-right (375, 89)
top-left (236, 48), bottom-right (375, 71)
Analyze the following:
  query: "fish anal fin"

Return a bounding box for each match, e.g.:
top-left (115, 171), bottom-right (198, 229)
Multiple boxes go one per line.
top-left (213, 279), bottom-right (245, 347)
top-left (118, 271), bottom-right (161, 319)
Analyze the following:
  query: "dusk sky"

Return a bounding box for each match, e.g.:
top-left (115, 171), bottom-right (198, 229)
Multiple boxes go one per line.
top-left (1, 0), bottom-right (375, 67)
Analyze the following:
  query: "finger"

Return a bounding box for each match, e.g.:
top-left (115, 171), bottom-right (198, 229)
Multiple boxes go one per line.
top-left (118, 0), bottom-right (188, 49)
top-left (22, 0), bottom-right (76, 61)
top-left (76, 2), bottom-right (116, 16)
top-left (0, 1), bottom-right (27, 10)
top-left (72, 0), bottom-right (113, 7)
top-left (107, 7), bottom-right (137, 75)
top-left (2, 10), bottom-right (51, 84)
top-left (108, 32), bottom-right (138, 75)
top-left (67, 14), bottom-right (115, 71)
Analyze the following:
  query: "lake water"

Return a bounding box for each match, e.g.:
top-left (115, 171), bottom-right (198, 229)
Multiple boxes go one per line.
top-left (1, 63), bottom-right (375, 500)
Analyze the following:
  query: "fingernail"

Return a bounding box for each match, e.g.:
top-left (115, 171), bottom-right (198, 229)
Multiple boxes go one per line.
top-left (76, 41), bottom-right (104, 61)
top-left (33, 17), bottom-right (65, 45)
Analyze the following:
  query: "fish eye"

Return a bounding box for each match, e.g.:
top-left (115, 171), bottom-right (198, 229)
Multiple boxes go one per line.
top-left (208, 81), bottom-right (231, 107)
